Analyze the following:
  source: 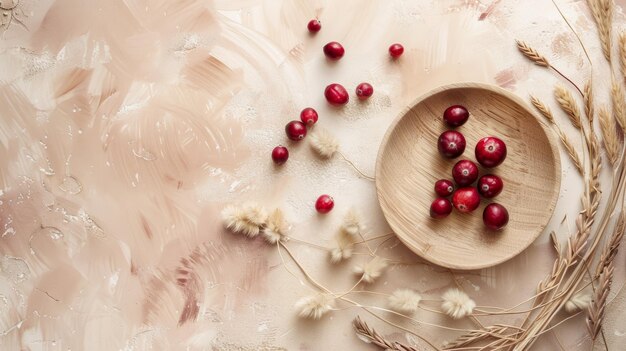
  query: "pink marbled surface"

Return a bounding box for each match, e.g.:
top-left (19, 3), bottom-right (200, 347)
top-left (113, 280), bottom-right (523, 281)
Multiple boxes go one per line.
top-left (0, 0), bottom-right (624, 350)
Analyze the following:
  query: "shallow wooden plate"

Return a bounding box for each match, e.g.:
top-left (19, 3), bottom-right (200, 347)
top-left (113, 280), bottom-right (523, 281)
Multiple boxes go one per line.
top-left (376, 83), bottom-right (561, 270)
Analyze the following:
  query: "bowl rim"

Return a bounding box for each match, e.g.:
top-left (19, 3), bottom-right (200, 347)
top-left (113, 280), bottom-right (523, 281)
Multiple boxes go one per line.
top-left (375, 82), bottom-right (562, 270)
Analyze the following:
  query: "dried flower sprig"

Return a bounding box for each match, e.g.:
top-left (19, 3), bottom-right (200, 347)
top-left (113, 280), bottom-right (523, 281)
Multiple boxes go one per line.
top-left (309, 128), bottom-right (375, 180)
top-left (441, 288), bottom-right (476, 319)
top-left (341, 207), bottom-right (365, 236)
top-left (354, 256), bottom-right (388, 284)
top-left (295, 293), bottom-right (334, 319)
top-left (309, 128), bottom-right (339, 158)
top-left (263, 208), bottom-right (289, 244)
top-left (221, 202), bottom-right (267, 237)
top-left (388, 289), bottom-right (422, 314)
top-left (330, 230), bottom-right (356, 263)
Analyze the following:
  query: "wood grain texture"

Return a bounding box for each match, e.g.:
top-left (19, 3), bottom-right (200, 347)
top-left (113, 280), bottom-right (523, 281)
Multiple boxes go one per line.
top-left (375, 83), bottom-right (561, 270)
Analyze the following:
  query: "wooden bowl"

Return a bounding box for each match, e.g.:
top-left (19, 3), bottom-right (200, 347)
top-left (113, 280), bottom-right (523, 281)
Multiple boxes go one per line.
top-left (376, 83), bottom-right (561, 270)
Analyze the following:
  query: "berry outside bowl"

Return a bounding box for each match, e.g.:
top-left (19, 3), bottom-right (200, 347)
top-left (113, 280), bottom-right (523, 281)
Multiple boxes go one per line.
top-left (375, 83), bottom-right (561, 270)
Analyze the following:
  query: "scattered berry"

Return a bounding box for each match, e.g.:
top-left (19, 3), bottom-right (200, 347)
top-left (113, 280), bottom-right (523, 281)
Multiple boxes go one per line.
top-left (389, 43), bottom-right (404, 58)
top-left (300, 107), bottom-right (319, 126)
top-left (437, 130), bottom-right (466, 158)
top-left (315, 194), bottom-right (334, 214)
top-left (483, 203), bottom-right (509, 230)
top-left (324, 83), bottom-right (349, 105)
top-left (271, 146), bottom-right (289, 164)
top-left (355, 82), bottom-right (374, 100)
top-left (307, 19), bottom-right (321, 33)
top-left (452, 160), bottom-right (479, 186)
top-left (434, 179), bottom-right (455, 197)
top-left (477, 174), bottom-right (504, 198)
top-left (443, 105), bottom-right (469, 127)
top-left (323, 41), bottom-right (345, 60)
top-left (430, 198), bottom-right (453, 218)
top-left (475, 136), bottom-right (507, 168)
top-left (285, 120), bottom-right (307, 141)
top-left (452, 187), bottom-right (481, 213)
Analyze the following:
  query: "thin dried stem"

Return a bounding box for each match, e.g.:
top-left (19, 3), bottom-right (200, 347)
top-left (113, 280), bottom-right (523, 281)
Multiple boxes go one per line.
top-left (598, 105), bottom-right (619, 166)
top-left (337, 151), bottom-right (375, 181)
top-left (555, 85), bottom-right (583, 129)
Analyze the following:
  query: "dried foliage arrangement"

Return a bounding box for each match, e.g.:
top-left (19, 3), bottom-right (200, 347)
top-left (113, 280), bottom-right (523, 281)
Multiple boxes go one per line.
top-left (221, 1), bottom-right (625, 349)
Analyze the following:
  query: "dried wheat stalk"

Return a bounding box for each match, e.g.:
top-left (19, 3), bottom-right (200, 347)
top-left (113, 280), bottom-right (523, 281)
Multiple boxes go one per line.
top-left (443, 326), bottom-right (512, 349)
top-left (587, 262), bottom-right (614, 341)
top-left (555, 85), bottom-right (583, 129)
top-left (353, 316), bottom-right (419, 351)
top-left (598, 105), bottom-right (619, 166)
top-left (620, 32), bottom-right (626, 80)
top-left (516, 40), bottom-right (550, 67)
top-left (587, 0), bottom-right (613, 61)
top-left (611, 76), bottom-right (626, 131)
top-left (530, 96), bottom-right (584, 174)
top-left (584, 80), bottom-right (594, 123)
top-left (594, 212), bottom-right (625, 277)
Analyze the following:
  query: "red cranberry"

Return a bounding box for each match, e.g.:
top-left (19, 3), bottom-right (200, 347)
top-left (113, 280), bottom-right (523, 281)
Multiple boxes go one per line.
top-left (315, 194), bottom-right (334, 214)
top-left (285, 120), bottom-right (307, 141)
top-left (452, 160), bottom-right (479, 186)
top-left (443, 105), bottom-right (469, 127)
top-left (475, 137), bottom-right (507, 168)
top-left (477, 174), bottom-right (503, 198)
top-left (355, 82), bottom-right (374, 100)
top-left (300, 107), bottom-right (319, 126)
top-left (434, 179), bottom-right (454, 197)
top-left (452, 187), bottom-right (480, 213)
top-left (271, 146), bottom-right (289, 164)
top-left (389, 43), bottom-right (404, 58)
top-left (307, 19), bottom-right (321, 33)
top-left (324, 83), bottom-right (349, 105)
top-left (437, 130), bottom-right (466, 158)
top-left (483, 203), bottom-right (509, 230)
top-left (430, 198), bottom-right (453, 219)
top-left (323, 42), bottom-right (345, 60)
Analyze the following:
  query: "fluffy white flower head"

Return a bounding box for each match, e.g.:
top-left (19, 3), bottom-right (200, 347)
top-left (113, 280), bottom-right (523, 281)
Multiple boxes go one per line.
top-left (388, 289), bottom-right (422, 314)
top-left (329, 230), bottom-right (356, 263)
top-left (295, 294), bottom-right (334, 320)
top-left (441, 288), bottom-right (475, 319)
top-left (354, 256), bottom-right (388, 283)
top-left (310, 128), bottom-right (339, 158)
top-left (221, 202), bottom-right (267, 237)
top-left (341, 207), bottom-right (364, 236)
top-left (564, 292), bottom-right (591, 313)
top-left (263, 208), bottom-right (289, 244)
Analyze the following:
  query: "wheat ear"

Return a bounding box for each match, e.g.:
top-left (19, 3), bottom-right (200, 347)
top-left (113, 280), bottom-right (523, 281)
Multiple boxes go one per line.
top-left (555, 85), bottom-right (582, 129)
top-left (516, 40), bottom-right (550, 67)
top-left (587, 262), bottom-right (614, 341)
top-left (353, 316), bottom-right (419, 351)
top-left (611, 76), bottom-right (626, 132)
top-left (587, 0), bottom-right (613, 62)
top-left (598, 105), bottom-right (619, 166)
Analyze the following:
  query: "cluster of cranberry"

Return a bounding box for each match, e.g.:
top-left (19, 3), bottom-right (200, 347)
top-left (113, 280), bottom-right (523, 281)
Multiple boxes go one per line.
top-left (430, 105), bottom-right (509, 230)
top-left (270, 19), bottom-right (406, 215)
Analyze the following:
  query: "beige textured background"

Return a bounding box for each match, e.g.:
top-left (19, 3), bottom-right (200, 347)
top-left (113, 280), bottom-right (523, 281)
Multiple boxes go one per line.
top-left (0, 0), bottom-right (624, 350)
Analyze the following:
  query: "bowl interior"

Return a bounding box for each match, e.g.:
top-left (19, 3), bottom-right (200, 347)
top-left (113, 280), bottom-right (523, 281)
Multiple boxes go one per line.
top-left (376, 83), bottom-right (560, 270)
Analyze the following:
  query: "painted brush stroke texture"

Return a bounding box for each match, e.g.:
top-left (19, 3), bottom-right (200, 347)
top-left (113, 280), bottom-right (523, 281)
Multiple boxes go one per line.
top-left (0, 0), bottom-right (624, 350)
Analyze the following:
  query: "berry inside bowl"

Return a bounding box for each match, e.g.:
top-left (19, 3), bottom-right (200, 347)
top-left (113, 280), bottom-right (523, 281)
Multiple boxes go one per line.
top-left (375, 83), bottom-right (561, 270)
